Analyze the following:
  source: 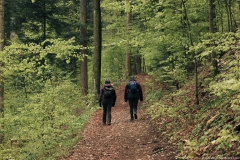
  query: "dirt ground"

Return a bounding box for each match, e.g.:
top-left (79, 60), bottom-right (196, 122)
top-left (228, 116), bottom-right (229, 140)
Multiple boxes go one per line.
top-left (62, 74), bottom-right (177, 160)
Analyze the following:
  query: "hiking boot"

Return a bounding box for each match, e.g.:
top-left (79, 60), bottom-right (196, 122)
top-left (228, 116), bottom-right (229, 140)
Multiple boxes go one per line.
top-left (108, 123), bottom-right (111, 125)
top-left (103, 122), bottom-right (106, 125)
top-left (130, 118), bottom-right (134, 121)
top-left (134, 114), bottom-right (138, 119)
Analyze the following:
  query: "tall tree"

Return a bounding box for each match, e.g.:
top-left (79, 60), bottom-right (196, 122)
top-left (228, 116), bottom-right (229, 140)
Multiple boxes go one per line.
top-left (0, 0), bottom-right (4, 143)
top-left (224, 0), bottom-right (231, 32)
top-left (182, 0), bottom-right (199, 104)
top-left (209, 0), bottom-right (216, 33)
top-left (80, 0), bottom-right (88, 95)
top-left (209, 0), bottom-right (218, 75)
top-left (135, 46), bottom-right (142, 74)
top-left (93, 0), bottom-right (102, 95)
top-left (125, 0), bottom-right (131, 77)
top-left (223, 0), bottom-right (238, 32)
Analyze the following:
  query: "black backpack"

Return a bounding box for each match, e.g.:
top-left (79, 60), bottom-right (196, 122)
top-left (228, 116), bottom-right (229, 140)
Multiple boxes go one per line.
top-left (129, 81), bottom-right (137, 93)
top-left (103, 86), bottom-right (114, 98)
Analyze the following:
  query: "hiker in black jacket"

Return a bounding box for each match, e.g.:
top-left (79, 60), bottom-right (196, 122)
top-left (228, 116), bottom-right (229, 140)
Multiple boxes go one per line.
top-left (99, 79), bottom-right (117, 125)
top-left (124, 76), bottom-right (143, 121)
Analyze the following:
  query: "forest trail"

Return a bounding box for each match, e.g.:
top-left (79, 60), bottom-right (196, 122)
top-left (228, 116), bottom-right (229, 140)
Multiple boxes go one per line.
top-left (61, 74), bottom-right (177, 160)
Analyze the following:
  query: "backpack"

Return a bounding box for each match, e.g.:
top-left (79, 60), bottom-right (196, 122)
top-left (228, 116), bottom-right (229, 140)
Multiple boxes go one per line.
top-left (103, 86), bottom-right (114, 98)
top-left (129, 81), bottom-right (137, 93)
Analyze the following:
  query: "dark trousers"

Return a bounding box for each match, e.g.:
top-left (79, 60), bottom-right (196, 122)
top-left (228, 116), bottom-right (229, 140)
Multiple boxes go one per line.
top-left (128, 98), bottom-right (138, 119)
top-left (102, 101), bottom-right (112, 124)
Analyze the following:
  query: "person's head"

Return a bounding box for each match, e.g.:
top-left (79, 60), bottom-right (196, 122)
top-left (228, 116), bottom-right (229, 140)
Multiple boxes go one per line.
top-left (105, 79), bottom-right (110, 84)
top-left (129, 76), bottom-right (135, 81)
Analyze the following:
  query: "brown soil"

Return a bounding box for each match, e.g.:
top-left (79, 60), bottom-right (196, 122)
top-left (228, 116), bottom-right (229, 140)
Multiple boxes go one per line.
top-left (61, 74), bottom-right (177, 160)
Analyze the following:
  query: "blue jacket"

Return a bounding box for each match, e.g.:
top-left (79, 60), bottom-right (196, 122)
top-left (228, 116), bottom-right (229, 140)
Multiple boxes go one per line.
top-left (124, 81), bottom-right (143, 102)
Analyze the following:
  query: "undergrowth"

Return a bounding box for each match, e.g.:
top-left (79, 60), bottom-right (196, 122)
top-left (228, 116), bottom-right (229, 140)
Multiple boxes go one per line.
top-left (145, 51), bottom-right (240, 158)
top-left (0, 80), bottom-right (98, 160)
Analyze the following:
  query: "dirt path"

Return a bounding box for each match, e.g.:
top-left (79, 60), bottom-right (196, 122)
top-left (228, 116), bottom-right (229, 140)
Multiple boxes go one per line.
top-left (62, 74), bottom-right (177, 160)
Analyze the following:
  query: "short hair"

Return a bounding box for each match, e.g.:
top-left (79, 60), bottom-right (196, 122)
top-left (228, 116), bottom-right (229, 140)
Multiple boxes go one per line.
top-left (129, 76), bottom-right (135, 81)
top-left (105, 79), bottom-right (110, 84)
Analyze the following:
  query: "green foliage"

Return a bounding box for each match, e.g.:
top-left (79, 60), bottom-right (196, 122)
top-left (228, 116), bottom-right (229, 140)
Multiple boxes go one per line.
top-left (145, 89), bottom-right (163, 103)
top-left (207, 42), bottom-right (240, 98)
top-left (146, 86), bottom-right (190, 128)
top-left (2, 0), bottom-right (240, 158)
top-left (1, 80), bottom-right (97, 159)
top-left (146, 51), bottom-right (240, 158)
top-left (144, 78), bottom-right (164, 103)
top-left (0, 38), bottom-right (98, 159)
top-left (211, 127), bottom-right (239, 149)
top-left (5, 0), bottom-right (79, 43)
top-left (0, 38), bottom-right (81, 92)
top-left (101, 45), bottom-right (125, 81)
top-left (145, 29), bottom-right (240, 157)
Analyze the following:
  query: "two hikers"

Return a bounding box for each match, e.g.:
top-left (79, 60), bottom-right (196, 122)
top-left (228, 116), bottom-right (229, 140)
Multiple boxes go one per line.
top-left (99, 76), bottom-right (143, 125)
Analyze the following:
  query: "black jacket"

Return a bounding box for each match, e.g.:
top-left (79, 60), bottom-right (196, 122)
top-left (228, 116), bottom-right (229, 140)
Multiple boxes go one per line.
top-left (99, 84), bottom-right (117, 106)
top-left (124, 81), bottom-right (143, 102)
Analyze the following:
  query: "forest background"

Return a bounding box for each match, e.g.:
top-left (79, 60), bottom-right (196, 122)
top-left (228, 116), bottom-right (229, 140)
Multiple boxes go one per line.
top-left (0, 0), bottom-right (240, 159)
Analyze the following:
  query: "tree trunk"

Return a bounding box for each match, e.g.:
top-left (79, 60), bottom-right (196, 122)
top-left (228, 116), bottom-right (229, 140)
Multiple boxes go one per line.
top-left (224, 0), bottom-right (231, 32)
top-left (125, 0), bottom-right (131, 77)
top-left (142, 57), bottom-right (146, 73)
top-left (43, 0), bottom-right (46, 49)
top-left (209, 0), bottom-right (218, 75)
top-left (182, 0), bottom-right (199, 105)
top-left (80, 0), bottom-right (88, 95)
top-left (135, 46), bottom-right (142, 74)
top-left (93, 0), bottom-right (102, 95)
top-left (135, 55), bottom-right (141, 74)
top-left (0, 0), bottom-right (4, 143)
top-left (209, 0), bottom-right (215, 33)
top-left (228, 1), bottom-right (238, 32)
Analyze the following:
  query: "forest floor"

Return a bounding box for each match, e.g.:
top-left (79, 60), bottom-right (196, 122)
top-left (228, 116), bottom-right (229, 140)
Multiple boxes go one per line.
top-left (60, 73), bottom-right (177, 160)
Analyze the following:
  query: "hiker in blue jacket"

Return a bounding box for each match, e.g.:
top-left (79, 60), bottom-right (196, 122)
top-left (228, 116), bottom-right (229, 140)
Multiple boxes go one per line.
top-left (124, 76), bottom-right (143, 121)
top-left (99, 79), bottom-right (117, 125)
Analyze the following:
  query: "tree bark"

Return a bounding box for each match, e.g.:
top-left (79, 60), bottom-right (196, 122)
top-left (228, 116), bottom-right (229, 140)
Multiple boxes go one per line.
top-left (228, 1), bottom-right (238, 32)
top-left (182, 0), bottom-right (199, 105)
top-left (209, 0), bottom-right (218, 75)
top-left (224, 0), bottom-right (231, 32)
top-left (125, 0), bottom-right (131, 77)
top-left (0, 0), bottom-right (4, 143)
top-left (209, 0), bottom-right (215, 33)
top-left (80, 0), bottom-right (88, 95)
top-left (93, 0), bottom-right (102, 95)
top-left (135, 46), bottom-right (142, 74)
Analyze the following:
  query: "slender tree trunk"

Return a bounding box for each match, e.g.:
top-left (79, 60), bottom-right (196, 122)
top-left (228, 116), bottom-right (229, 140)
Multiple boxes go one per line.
top-left (224, 0), bottom-right (231, 32)
top-left (182, 0), bottom-right (199, 105)
top-left (125, 0), bottom-right (131, 77)
top-left (135, 46), bottom-right (142, 74)
top-left (93, 0), bottom-right (102, 95)
top-left (135, 55), bottom-right (141, 74)
top-left (0, 0), bottom-right (4, 143)
top-left (209, 0), bottom-right (218, 75)
top-left (142, 57), bottom-right (146, 73)
top-left (209, 0), bottom-right (215, 33)
top-left (43, 0), bottom-right (46, 49)
top-left (217, 1), bottom-right (224, 32)
top-left (80, 0), bottom-right (88, 95)
top-left (43, 1), bottom-right (46, 41)
top-left (239, 0), bottom-right (240, 10)
top-left (228, 1), bottom-right (238, 31)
